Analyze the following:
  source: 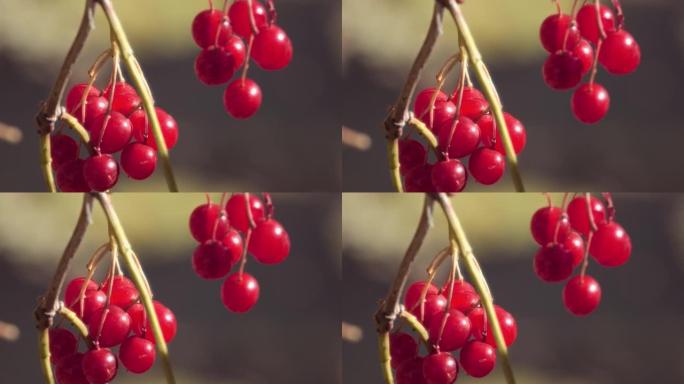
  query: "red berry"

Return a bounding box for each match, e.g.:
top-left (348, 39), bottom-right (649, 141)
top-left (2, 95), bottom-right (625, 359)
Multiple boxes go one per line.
top-left (460, 340), bottom-right (496, 378)
top-left (82, 348), bottom-right (118, 384)
top-left (437, 117), bottom-right (480, 159)
top-left (121, 142), bottom-right (157, 180)
top-left (427, 309), bottom-right (471, 352)
top-left (222, 34), bottom-right (247, 70)
top-left (543, 51), bottom-right (583, 90)
top-left (49, 328), bottom-right (78, 364)
top-left (469, 147), bottom-right (505, 185)
top-left (414, 88), bottom-right (448, 124)
top-left (426, 100), bottom-right (457, 135)
top-left (564, 231), bottom-right (585, 268)
top-left (477, 113), bottom-right (526, 155)
top-left (55, 352), bottom-right (88, 384)
top-left (423, 352), bottom-right (458, 384)
top-left (119, 336), bottom-right (156, 374)
top-left (431, 159), bottom-right (467, 193)
top-left (103, 82), bottom-right (141, 116)
top-left (563, 274), bottom-right (601, 316)
top-left (404, 281), bottom-right (439, 312)
top-left (590, 222), bottom-right (631, 267)
top-left (223, 78), bottom-right (262, 119)
top-left (389, 332), bottom-right (418, 369)
top-left (69, 289), bottom-right (107, 323)
top-left (573, 39), bottom-right (594, 75)
top-left (88, 112), bottom-right (133, 154)
top-left (399, 139), bottom-right (427, 175)
top-left (191, 9), bottom-right (232, 48)
top-left (221, 272), bottom-right (260, 313)
top-left (251, 24), bottom-right (293, 71)
top-left (452, 86), bottom-right (485, 101)
top-left (404, 163), bottom-right (436, 193)
top-left (443, 280), bottom-right (479, 314)
top-left (222, 229), bottom-right (244, 266)
top-left (530, 206), bottom-right (571, 246)
top-left (468, 305), bottom-right (518, 347)
top-left (571, 82), bottom-right (610, 124)
top-left (576, 4), bottom-right (616, 44)
top-left (226, 193), bottom-right (266, 233)
top-left (87, 305), bottom-right (131, 347)
top-left (64, 277), bottom-right (98, 307)
top-left (566, 195), bottom-right (607, 235)
top-left (539, 13), bottom-right (580, 53)
top-left (66, 83), bottom-right (100, 114)
top-left (189, 202), bottom-right (230, 243)
top-left (412, 293), bottom-right (447, 325)
top-left (130, 107), bottom-right (179, 150)
top-left (193, 241), bottom-right (233, 279)
top-left (128, 301), bottom-right (177, 343)
top-left (228, 0), bottom-right (268, 39)
top-left (83, 154), bottom-right (119, 192)
top-left (534, 244), bottom-right (575, 282)
top-left (599, 30), bottom-right (641, 75)
top-left (456, 92), bottom-right (489, 121)
top-left (249, 219), bottom-right (290, 264)
top-left (395, 356), bottom-right (425, 384)
top-left (72, 95), bottom-right (109, 129)
top-left (195, 47), bottom-right (238, 85)
top-left (101, 275), bottom-right (139, 310)
top-left (51, 134), bottom-right (79, 168)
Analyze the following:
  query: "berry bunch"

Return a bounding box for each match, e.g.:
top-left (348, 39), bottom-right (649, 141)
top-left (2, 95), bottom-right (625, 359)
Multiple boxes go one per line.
top-left (401, 85), bottom-right (526, 192)
top-left (531, 193), bottom-right (631, 316)
top-left (191, 0), bottom-right (293, 119)
top-left (50, 275), bottom-right (177, 383)
top-left (189, 192), bottom-right (290, 313)
top-left (390, 279), bottom-right (518, 383)
top-left (52, 81), bottom-right (179, 192)
top-left (540, 0), bottom-right (640, 124)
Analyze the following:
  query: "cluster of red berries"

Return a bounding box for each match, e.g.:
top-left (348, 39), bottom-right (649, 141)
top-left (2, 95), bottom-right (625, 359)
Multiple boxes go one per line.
top-left (390, 279), bottom-right (518, 383)
top-left (531, 193), bottom-right (631, 316)
top-left (400, 86), bottom-right (526, 192)
top-left (49, 275), bottom-right (177, 383)
top-left (189, 193), bottom-right (290, 313)
top-left (52, 81), bottom-right (179, 192)
top-left (540, 1), bottom-right (640, 123)
top-left (192, 0), bottom-right (293, 119)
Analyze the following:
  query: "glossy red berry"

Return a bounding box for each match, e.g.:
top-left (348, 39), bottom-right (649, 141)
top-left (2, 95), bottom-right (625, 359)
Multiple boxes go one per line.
top-left (193, 241), bottom-right (233, 279)
top-left (426, 100), bottom-right (457, 135)
top-left (539, 13), bottom-right (580, 53)
top-left (189, 202), bottom-right (230, 242)
top-left (222, 229), bottom-right (244, 266)
top-left (55, 352), bottom-right (88, 384)
top-left (571, 83), bottom-right (610, 124)
top-left (226, 193), bottom-right (266, 232)
top-left (564, 231), bottom-right (585, 268)
top-left (127, 301), bottom-right (177, 343)
top-left (103, 82), bottom-right (141, 116)
top-left (223, 78), bottom-right (262, 119)
top-left (88, 305), bottom-right (131, 347)
top-left (51, 134), bottom-right (79, 168)
top-left (195, 47), bottom-right (238, 85)
top-left (101, 275), bottom-right (139, 310)
top-left (72, 95), bottom-right (109, 128)
top-left (442, 280), bottom-right (479, 314)
top-left (543, 51), bottom-right (583, 90)
top-left (574, 39), bottom-right (594, 74)
top-left (130, 107), bottom-right (179, 150)
top-left (222, 34), bottom-right (247, 70)
top-left (460, 340), bottom-right (496, 378)
top-left (69, 289), bottom-right (107, 323)
top-left (228, 0), bottom-right (268, 39)
top-left (88, 112), bottom-right (132, 154)
top-left (431, 159), bottom-right (467, 193)
top-left (395, 356), bottom-right (425, 384)
top-left (49, 328), bottom-right (78, 364)
top-left (453, 86), bottom-right (485, 101)
top-left (534, 244), bottom-right (575, 282)
top-left (427, 309), bottom-right (471, 352)
top-left (599, 30), bottom-right (641, 75)
top-left (414, 88), bottom-right (448, 124)
top-left (119, 336), bottom-right (156, 374)
top-left (437, 117), bottom-right (480, 159)
top-left (469, 147), bottom-right (505, 185)
top-left (82, 348), bottom-right (118, 384)
top-left (252, 24), bottom-right (293, 71)
top-left (563, 274), bottom-right (601, 315)
top-left (64, 277), bottom-right (98, 307)
top-left (221, 272), bottom-right (260, 313)
top-left (576, 4), bottom-right (616, 44)
top-left (399, 139), bottom-right (427, 175)
top-left (412, 293), bottom-right (447, 325)
top-left (404, 281), bottom-right (439, 312)
top-left (423, 352), bottom-right (458, 384)
top-left (121, 142), bottom-right (157, 180)
top-left (590, 222), bottom-right (631, 267)
top-left (477, 113), bottom-right (526, 155)
top-left (83, 154), bottom-right (119, 192)
top-left (389, 332), bottom-right (418, 369)
top-left (455, 91), bottom-right (489, 121)
top-left (192, 9), bottom-right (232, 48)
top-left (530, 206), bottom-right (571, 246)
top-left (249, 219), bottom-right (290, 264)
top-left (404, 163), bottom-right (435, 193)
top-left (469, 305), bottom-right (518, 347)
top-left (66, 83), bottom-right (100, 114)
top-left (567, 195), bottom-right (607, 235)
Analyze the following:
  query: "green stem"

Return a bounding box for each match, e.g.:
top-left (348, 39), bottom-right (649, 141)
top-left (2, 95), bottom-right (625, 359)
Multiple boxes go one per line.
top-left (97, 0), bottom-right (179, 192)
top-left (58, 306), bottom-right (89, 341)
top-left (39, 135), bottom-right (57, 192)
top-left (435, 193), bottom-right (516, 384)
top-left (377, 332), bottom-right (394, 384)
top-left (60, 112), bottom-right (91, 145)
top-left (387, 140), bottom-right (403, 192)
top-left (408, 117), bottom-right (438, 149)
top-left (95, 193), bottom-right (176, 384)
top-left (37, 329), bottom-right (54, 384)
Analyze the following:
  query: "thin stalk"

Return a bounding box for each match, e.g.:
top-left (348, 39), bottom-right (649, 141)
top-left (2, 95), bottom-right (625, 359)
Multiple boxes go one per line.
top-left (435, 193), bottom-right (516, 384)
top-left (407, 117), bottom-right (438, 149)
top-left (95, 193), bottom-right (176, 384)
top-left (96, 0), bottom-right (178, 192)
top-left (60, 111), bottom-right (91, 146)
top-left (58, 306), bottom-right (89, 341)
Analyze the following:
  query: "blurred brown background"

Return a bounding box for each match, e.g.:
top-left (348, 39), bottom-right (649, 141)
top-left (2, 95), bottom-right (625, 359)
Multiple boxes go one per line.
top-left (342, 0), bottom-right (684, 191)
top-left (0, 193), bottom-right (341, 383)
top-left (343, 193), bottom-right (684, 383)
top-left (0, 0), bottom-right (341, 192)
